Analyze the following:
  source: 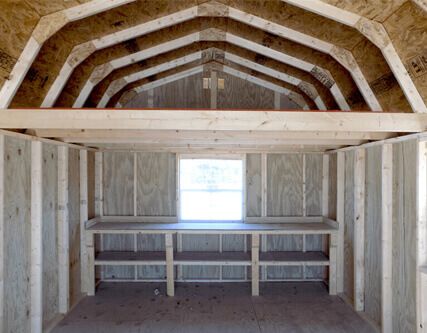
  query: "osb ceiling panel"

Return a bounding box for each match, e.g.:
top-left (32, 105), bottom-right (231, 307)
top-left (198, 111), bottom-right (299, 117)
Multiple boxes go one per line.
top-left (83, 41), bottom-right (338, 109)
top-left (321, 0), bottom-right (408, 22)
top-left (384, 2), bottom-right (427, 103)
top-left (26, 17), bottom-right (358, 109)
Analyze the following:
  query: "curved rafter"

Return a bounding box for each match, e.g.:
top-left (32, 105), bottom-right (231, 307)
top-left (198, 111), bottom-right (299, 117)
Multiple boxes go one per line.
top-left (113, 62), bottom-right (312, 110)
top-left (69, 28), bottom-right (347, 110)
top-left (98, 48), bottom-right (326, 109)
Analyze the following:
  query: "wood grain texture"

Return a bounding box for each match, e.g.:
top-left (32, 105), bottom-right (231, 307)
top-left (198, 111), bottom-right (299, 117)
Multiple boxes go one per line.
top-left (328, 153), bottom-right (337, 220)
top-left (42, 143), bottom-right (59, 329)
top-left (136, 152), bottom-right (176, 216)
top-left (305, 154), bottom-right (322, 216)
top-left (392, 140), bottom-right (417, 333)
top-left (266, 266), bottom-right (303, 280)
top-left (87, 151), bottom-right (95, 219)
top-left (103, 152), bottom-right (134, 216)
top-left (68, 148), bottom-right (81, 307)
top-left (246, 153), bottom-right (262, 217)
top-left (267, 154), bottom-right (303, 216)
top-left (267, 235), bottom-right (303, 251)
top-left (363, 146), bottom-right (382, 326)
top-left (217, 71), bottom-right (275, 110)
top-left (3, 136), bottom-right (31, 333)
top-left (344, 150), bottom-right (355, 302)
top-left (137, 265), bottom-right (167, 280)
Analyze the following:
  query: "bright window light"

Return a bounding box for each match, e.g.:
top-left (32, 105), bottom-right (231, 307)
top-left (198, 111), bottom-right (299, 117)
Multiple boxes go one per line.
top-left (179, 158), bottom-right (243, 221)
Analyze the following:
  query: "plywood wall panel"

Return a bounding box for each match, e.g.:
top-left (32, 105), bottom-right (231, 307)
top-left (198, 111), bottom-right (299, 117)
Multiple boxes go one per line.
top-left (136, 152), bottom-right (176, 216)
top-left (364, 146), bottom-right (382, 326)
top-left (222, 266), bottom-right (245, 280)
top-left (392, 140), bottom-right (417, 333)
top-left (68, 148), bottom-right (81, 307)
top-left (137, 266), bottom-right (166, 280)
top-left (267, 235), bottom-right (303, 251)
top-left (3, 136), bottom-right (31, 333)
top-left (305, 154), bottom-right (322, 216)
top-left (222, 235), bottom-right (245, 251)
top-left (182, 266), bottom-right (220, 280)
top-left (246, 153), bottom-right (262, 217)
top-left (344, 150), bottom-right (355, 302)
top-left (42, 143), bottom-right (59, 329)
top-left (103, 152), bottom-right (134, 216)
top-left (102, 234), bottom-right (135, 280)
top-left (267, 266), bottom-right (303, 280)
top-left (267, 154), bottom-right (303, 216)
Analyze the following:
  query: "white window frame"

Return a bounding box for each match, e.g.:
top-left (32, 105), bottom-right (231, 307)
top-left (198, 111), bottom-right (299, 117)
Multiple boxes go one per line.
top-left (176, 153), bottom-right (246, 222)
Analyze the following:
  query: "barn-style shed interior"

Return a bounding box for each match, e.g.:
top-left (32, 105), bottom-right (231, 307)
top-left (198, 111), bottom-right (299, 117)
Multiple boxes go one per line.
top-left (0, 1), bottom-right (426, 333)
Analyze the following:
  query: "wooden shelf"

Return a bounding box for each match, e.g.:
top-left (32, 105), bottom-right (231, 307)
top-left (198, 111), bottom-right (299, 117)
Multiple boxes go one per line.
top-left (95, 251), bottom-right (166, 265)
top-left (175, 252), bottom-right (251, 265)
top-left (259, 251), bottom-right (329, 266)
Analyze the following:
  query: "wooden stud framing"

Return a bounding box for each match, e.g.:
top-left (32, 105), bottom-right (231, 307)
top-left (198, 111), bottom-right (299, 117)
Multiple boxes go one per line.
top-left (94, 152), bottom-right (103, 217)
top-left (381, 143), bottom-right (393, 333)
top-left (57, 146), bottom-right (70, 314)
top-left (0, 135), bottom-right (4, 331)
top-left (322, 154), bottom-right (329, 217)
top-left (417, 140), bottom-right (427, 332)
top-left (165, 233), bottom-right (174, 296)
top-left (85, 232), bottom-right (95, 296)
top-left (353, 148), bottom-right (365, 312)
top-left (30, 141), bottom-right (43, 333)
top-left (210, 70), bottom-right (218, 109)
top-left (329, 232), bottom-right (338, 295)
top-left (251, 233), bottom-right (260, 296)
top-left (79, 150), bottom-right (89, 294)
top-left (261, 153), bottom-right (267, 281)
top-left (336, 151), bottom-right (345, 294)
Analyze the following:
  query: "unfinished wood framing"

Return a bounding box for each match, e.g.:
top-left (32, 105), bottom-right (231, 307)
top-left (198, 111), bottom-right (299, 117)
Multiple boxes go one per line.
top-left (336, 151), bottom-right (345, 294)
top-left (79, 150), bottom-right (89, 294)
top-left (353, 148), bottom-right (365, 312)
top-left (57, 146), bottom-right (69, 314)
top-left (30, 141), bottom-right (43, 333)
top-left (252, 234), bottom-right (260, 296)
top-left (0, 135), bottom-right (4, 332)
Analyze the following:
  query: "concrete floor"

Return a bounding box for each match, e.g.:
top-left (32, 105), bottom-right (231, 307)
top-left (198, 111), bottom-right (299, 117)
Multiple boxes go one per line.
top-left (52, 282), bottom-right (376, 333)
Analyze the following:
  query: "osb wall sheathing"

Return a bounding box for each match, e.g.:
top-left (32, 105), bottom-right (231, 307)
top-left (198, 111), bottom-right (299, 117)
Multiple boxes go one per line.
top-left (49, 17), bottom-right (360, 109)
top-left (85, 41), bottom-right (338, 109)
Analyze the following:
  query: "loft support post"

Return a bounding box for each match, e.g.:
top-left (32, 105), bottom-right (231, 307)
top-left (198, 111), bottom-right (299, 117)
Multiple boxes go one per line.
top-left (80, 150), bottom-right (89, 294)
top-left (165, 233), bottom-right (174, 297)
top-left (30, 141), bottom-right (43, 333)
top-left (353, 148), bottom-right (365, 312)
top-left (252, 233), bottom-right (260, 296)
top-left (336, 151), bottom-right (345, 294)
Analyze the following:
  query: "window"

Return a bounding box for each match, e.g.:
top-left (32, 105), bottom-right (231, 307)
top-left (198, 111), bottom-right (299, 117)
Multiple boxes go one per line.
top-left (179, 158), bottom-right (243, 221)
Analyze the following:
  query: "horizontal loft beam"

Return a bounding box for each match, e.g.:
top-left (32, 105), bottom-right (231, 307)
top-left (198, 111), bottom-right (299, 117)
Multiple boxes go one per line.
top-left (1, 109), bottom-right (427, 133)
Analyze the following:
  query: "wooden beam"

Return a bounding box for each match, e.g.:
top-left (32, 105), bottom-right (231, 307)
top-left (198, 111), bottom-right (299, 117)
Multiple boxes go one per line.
top-left (251, 233), bottom-right (260, 296)
top-left (336, 151), bottom-right (345, 294)
top-left (322, 154), bottom-right (329, 217)
top-left (417, 141), bottom-right (427, 332)
top-left (381, 143), bottom-right (393, 333)
top-left (0, 135), bottom-right (4, 330)
top-left (30, 141), bottom-right (43, 333)
top-left (79, 150), bottom-right (89, 294)
top-left (57, 146), bottom-right (70, 314)
top-left (1, 110), bottom-right (426, 132)
top-left (353, 148), bottom-right (365, 312)
top-left (94, 152), bottom-right (103, 216)
top-left (165, 233), bottom-right (174, 296)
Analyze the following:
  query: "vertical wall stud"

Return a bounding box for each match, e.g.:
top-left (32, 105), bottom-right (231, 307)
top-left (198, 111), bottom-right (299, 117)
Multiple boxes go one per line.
top-left (79, 150), bottom-right (88, 294)
top-left (0, 135), bottom-right (4, 331)
top-left (381, 143), bottom-right (393, 333)
top-left (57, 146), bottom-right (69, 314)
top-left (94, 152), bottom-right (103, 217)
top-left (417, 141), bottom-right (427, 333)
top-left (274, 91), bottom-right (281, 110)
top-left (353, 148), bottom-right (365, 312)
top-left (147, 88), bottom-right (154, 108)
top-left (165, 233), bottom-right (174, 296)
top-left (85, 231), bottom-right (95, 296)
top-left (251, 233), bottom-right (260, 296)
top-left (336, 152), bottom-right (345, 293)
top-left (30, 141), bottom-right (43, 333)
top-left (322, 154), bottom-right (330, 217)
top-left (261, 154), bottom-right (267, 281)
top-left (329, 232), bottom-right (338, 295)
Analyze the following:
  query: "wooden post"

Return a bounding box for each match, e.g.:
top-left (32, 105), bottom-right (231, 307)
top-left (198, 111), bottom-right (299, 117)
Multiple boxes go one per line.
top-left (251, 233), bottom-right (260, 296)
top-left (165, 233), bottom-right (174, 296)
top-left (57, 146), bottom-right (69, 313)
top-left (322, 154), bottom-right (330, 217)
top-left (79, 150), bottom-right (88, 294)
top-left (94, 152), bottom-right (103, 217)
top-left (0, 135), bottom-right (4, 331)
top-left (381, 144), bottom-right (393, 333)
top-left (210, 71), bottom-right (218, 109)
top-left (336, 152), bottom-right (345, 293)
top-left (417, 141), bottom-right (427, 333)
top-left (261, 153), bottom-right (267, 281)
top-left (353, 148), bottom-right (365, 312)
top-left (274, 91), bottom-right (280, 110)
top-left (30, 141), bottom-right (43, 333)
top-left (329, 232), bottom-right (338, 295)
top-left (85, 231), bottom-right (95, 296)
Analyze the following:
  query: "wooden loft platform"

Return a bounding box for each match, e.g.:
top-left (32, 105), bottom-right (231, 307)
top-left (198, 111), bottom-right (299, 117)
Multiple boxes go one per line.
top-left (2, 109), bottom-right (427, 152)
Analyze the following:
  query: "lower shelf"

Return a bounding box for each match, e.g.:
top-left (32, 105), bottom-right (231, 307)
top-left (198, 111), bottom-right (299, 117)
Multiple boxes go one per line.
top-left (95, 251), bottom-right (329, 266)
